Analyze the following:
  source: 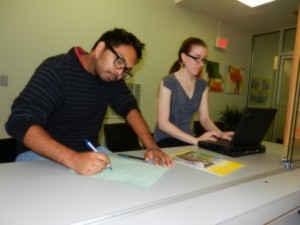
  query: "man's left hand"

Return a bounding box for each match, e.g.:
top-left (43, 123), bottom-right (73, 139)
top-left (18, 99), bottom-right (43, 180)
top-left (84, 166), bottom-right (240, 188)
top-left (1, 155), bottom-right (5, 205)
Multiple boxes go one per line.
top-left (144, 147), bottom-right (174, 167)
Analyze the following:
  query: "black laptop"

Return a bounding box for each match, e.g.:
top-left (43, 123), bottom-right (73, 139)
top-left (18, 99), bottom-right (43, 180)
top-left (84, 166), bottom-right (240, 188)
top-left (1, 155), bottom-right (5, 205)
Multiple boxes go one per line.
top-left (198, 108), bottom-right (277, 157)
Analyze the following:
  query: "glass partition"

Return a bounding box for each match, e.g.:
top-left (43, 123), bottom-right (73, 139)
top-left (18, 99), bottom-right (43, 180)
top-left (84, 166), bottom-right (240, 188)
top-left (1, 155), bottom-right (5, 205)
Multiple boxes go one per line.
top-left (248, 28), bottom-right (296, 143)
top-left (248, 31), bottom-right (280, 141)
top-left (285, 60), bottom-right (300, 168)
top-left (282, 28), bottom-right (296, 53)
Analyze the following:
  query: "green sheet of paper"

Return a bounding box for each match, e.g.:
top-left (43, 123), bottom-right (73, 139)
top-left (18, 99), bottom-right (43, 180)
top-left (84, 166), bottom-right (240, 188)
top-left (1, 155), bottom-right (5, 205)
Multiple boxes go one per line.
top-left (93, 156), bottom-right (169, 188)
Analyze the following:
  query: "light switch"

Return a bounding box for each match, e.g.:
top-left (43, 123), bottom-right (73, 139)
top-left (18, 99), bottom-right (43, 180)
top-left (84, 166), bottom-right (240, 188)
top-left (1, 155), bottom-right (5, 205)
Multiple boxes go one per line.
top-left (0, 75), bottom-right (8, 86)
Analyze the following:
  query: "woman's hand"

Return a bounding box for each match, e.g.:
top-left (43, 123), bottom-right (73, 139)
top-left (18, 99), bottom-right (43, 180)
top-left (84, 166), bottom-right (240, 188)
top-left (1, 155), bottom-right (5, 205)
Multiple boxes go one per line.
top-left (220, 131), bottom-right (234, 141)
top-left (196, 131), bottom-right (234, 143)
top-left (197, 131), bottom-right (221, 142)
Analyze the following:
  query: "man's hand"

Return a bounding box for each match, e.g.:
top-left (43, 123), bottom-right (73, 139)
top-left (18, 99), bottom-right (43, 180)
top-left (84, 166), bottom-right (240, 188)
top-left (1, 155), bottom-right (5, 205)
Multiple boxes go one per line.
top-left (22, 125), bottom-right (112, 176)
top-left (144, 147), bottom-right (174, 168)
top-left (69, 151), bottom-right (111, 176)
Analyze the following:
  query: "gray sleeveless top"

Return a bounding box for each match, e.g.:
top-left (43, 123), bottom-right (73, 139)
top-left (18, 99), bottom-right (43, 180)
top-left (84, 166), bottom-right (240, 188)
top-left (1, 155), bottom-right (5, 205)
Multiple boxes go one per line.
top-left (154, 74), bottom-right (207, 142)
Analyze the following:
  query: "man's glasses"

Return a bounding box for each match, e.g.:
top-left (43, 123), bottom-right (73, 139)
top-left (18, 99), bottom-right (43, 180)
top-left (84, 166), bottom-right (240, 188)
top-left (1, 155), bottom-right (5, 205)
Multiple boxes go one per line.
top-left (106, 44), bottom-right (133, 79)
top-left (185, 53), bottom-right (208, 64)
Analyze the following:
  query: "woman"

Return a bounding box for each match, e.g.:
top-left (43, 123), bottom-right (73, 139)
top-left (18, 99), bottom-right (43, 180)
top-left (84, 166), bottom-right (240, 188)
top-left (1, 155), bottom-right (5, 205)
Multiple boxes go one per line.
top-left (153, 37), bottom-right (233, 148)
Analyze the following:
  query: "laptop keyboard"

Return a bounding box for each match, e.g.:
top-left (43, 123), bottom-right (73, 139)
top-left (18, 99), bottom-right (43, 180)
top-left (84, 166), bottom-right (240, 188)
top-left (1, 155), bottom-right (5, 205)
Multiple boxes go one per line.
top-left (204, 139), bottom-right (231, 147)
top-left (198, 140), bottom-right (266, 157)
top-left (216, 139), bottom-right (230, 146)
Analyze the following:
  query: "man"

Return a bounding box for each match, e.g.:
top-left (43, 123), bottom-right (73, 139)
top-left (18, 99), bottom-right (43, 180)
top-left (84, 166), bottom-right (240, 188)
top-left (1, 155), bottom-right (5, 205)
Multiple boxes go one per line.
top-left (6, 28), bottom-right (173, 175)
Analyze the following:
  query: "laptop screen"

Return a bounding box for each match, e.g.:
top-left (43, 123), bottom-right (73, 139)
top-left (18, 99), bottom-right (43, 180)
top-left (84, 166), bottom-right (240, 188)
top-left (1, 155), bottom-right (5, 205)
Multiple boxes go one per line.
top-left (231, 108), bottom-right (277, 147)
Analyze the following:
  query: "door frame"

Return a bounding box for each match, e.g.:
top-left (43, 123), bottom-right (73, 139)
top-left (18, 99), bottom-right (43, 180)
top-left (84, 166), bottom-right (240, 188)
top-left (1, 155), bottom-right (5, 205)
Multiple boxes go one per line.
top-left (271, 55), bottom-right (293, 142)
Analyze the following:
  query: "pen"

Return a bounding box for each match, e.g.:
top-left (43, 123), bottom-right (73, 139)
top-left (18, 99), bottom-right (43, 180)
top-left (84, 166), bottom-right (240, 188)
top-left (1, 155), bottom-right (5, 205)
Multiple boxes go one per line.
top-left (84, 139), bottom-right (113, 170)
top-left (118, 153), bottom-right (144, 161)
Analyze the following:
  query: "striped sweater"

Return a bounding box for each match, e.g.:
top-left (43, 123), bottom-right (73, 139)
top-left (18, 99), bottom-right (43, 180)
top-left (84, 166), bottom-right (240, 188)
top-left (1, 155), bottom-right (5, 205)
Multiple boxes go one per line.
top-left (5, 47), bottom-right (138, 154)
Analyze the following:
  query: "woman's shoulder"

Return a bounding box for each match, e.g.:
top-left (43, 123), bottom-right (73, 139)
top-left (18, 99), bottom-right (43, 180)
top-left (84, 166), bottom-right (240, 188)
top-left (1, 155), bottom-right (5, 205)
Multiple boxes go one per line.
top-left (162, 73), bottom-right (175, 80)
top-left (162, 73), bottom-right (176, 85)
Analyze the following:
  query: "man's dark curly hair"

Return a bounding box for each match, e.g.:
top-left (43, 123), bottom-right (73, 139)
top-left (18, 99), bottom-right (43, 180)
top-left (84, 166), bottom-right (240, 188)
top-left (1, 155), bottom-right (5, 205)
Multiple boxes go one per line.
top-left (91, 28), bottom-right (146, 62)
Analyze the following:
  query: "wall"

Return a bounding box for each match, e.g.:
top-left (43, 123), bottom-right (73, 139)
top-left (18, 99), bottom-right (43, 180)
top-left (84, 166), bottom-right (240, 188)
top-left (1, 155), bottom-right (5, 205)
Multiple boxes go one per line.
top-left (0, 0), bottom-right (252, 140)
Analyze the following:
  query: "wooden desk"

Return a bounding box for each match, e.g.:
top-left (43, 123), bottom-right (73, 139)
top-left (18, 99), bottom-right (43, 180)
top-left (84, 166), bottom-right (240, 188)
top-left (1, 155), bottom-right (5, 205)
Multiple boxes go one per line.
top-left (0, 142), bottom-right (299, 225)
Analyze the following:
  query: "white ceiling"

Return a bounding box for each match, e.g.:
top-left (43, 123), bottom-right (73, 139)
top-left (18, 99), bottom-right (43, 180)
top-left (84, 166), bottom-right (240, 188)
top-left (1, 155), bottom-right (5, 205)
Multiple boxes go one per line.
top-left (175, 0), bottom-right (299, 34)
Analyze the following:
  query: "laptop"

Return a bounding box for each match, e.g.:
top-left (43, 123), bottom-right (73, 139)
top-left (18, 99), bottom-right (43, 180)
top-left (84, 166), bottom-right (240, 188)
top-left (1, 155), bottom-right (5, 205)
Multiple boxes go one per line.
top-left (198, 108), bottom-right (277, 157)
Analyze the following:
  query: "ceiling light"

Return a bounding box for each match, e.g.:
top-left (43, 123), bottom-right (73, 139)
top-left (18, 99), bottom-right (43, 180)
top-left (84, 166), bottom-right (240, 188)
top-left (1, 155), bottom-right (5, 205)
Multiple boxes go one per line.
top-left (237, 0), bottom-right (275, 8)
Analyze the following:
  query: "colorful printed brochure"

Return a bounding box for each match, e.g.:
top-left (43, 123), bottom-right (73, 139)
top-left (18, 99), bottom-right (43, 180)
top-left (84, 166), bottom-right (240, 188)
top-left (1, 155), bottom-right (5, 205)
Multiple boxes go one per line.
top-left (171, 150), bottom-right (244, 176)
